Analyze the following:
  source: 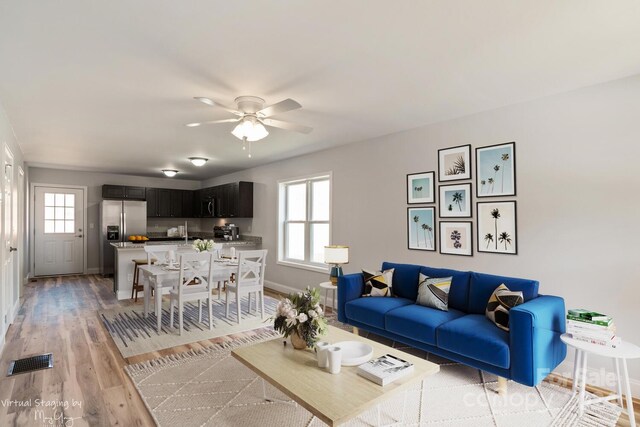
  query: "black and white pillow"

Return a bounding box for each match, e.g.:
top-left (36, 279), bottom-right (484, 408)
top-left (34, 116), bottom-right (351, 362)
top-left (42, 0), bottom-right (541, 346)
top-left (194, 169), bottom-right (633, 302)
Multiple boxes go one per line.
top-left (362, 268), bottom-right (394, 297)
top-left (485, 284), bottom-right (524, 331)
top-left (416, 273), bottom-right (452, 311)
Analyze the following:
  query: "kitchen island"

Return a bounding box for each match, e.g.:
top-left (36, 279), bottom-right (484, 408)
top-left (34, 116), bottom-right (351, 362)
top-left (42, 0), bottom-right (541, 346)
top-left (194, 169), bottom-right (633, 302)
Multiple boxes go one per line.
top-left (111, 238), bottom-right (260, 300)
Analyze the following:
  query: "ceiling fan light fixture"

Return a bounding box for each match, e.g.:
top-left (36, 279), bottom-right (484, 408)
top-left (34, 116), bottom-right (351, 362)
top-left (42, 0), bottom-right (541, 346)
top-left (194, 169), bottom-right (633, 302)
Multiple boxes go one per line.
top-left (162, 169), bottom-right (178, 177)
top-left (231, 118), bottom-right (269, 142)
top-left (188, 157), bottom-right (208, 167)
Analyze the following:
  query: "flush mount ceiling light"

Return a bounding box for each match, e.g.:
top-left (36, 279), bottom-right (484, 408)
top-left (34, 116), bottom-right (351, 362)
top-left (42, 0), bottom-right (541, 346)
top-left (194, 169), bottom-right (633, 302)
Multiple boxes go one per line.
top-left (188, 157), bottom-right (208, 167)
top-left (162, 169), bottom-right (178, 177)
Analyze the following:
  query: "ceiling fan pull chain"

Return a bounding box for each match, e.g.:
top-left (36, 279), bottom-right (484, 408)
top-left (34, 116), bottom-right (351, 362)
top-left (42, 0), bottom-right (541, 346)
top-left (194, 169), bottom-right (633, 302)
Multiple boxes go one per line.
top-left (248, 140), bottom-right (252, 158)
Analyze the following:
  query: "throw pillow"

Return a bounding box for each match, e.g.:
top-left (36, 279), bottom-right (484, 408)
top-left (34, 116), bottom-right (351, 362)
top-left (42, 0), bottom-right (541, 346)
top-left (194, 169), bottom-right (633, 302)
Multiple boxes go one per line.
top-left (416, 274), bottom-right (452, 311)
top-left (362, 268), bottom-right (394, 297)
top-left (485, 284), bottom-right (524, 332)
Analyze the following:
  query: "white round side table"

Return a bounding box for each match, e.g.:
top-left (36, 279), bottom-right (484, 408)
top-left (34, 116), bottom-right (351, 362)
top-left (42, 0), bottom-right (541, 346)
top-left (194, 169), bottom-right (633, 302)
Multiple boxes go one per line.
top-left (561, 333), bottom-right (640, 426)
top-left (318, 281), bottom-right (337, 313)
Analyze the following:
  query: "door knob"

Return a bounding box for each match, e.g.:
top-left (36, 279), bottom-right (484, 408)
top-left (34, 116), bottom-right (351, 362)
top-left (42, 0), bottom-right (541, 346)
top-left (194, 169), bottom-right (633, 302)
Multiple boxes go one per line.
top-left (9, 247), bottom-right (17, 252)
top-left (76, 235), bottom-right (83, 238)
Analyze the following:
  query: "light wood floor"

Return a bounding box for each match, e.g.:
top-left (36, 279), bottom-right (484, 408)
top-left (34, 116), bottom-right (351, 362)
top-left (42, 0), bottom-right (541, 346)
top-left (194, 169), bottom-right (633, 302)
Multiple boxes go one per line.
top-left (0, 274), bottom-right (636, 426)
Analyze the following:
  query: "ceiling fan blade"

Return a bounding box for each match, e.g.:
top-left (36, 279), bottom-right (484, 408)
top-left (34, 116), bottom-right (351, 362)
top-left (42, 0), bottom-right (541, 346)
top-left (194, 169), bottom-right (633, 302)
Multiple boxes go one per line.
top-left (261, 118), bottom-right (313, 134)
top-left (185, 118), bottom-right (240, 127)
top-left (194, 97), bottom-right (241, 115)
top-left (256, 98), bottom-right (302, 118)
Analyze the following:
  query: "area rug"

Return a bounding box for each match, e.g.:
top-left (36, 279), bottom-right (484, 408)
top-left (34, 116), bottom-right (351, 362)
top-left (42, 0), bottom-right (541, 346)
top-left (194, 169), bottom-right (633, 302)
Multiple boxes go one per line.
top-left (126, 331), bottom-right (619, 427)
top-left (550, 392), bottom-right (622, 427)
top-left (100, 295), bottom-right (278, 358)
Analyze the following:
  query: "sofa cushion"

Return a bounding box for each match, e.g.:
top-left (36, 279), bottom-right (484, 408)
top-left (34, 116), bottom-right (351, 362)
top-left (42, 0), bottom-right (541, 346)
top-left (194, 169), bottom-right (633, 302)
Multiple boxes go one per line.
top-left (362, 268), bottom-right (394, 297)
top-left (386, 304), bottom-right (465, 345)
top-left (468, 272), bottom-right (539, 314)
top-left (485, 284), bottom-right (524, 331)
top-left (381, 262), bottom-right (423, 300)
top-left (344, 297), bottom-right (414, 329)
top-left (437, 314), bottom-right (510, 369)
top-left (420, 267), bottom-right (471, 312)
top-left (417, 274), bottom-right (452, 311)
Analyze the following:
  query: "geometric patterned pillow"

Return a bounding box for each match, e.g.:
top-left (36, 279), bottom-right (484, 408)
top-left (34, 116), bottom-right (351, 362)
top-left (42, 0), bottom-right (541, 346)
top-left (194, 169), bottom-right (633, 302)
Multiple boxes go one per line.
top-left (362, 268), bottom-right (395, 297)
top-left (416, 273), bottom-right (452, 311)
top-left (485, 284), bottom-right (524, 332)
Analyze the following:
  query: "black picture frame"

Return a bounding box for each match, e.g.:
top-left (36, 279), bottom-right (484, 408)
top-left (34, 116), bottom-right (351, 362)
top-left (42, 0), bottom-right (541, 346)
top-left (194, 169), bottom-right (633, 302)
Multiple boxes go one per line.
top-left (475, 141), bottom-right (516, 198)
top-left (476, 201), bottom-right (518, 255)
top-left (407, 207), bottom-right (436, 251)
top-left (438, 183), bottom-right (472, 218)
top-left (438, 144), bottom-right (472, 182)
top-left (439, 221), bottom-right (473, 256)
top-left (406, 171), bottom-right (435, 204)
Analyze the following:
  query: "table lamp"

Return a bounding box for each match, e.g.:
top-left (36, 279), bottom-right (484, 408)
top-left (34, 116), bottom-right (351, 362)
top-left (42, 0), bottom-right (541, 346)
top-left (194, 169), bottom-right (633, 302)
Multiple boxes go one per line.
top-left (324, 245), bottom-right (349, 286)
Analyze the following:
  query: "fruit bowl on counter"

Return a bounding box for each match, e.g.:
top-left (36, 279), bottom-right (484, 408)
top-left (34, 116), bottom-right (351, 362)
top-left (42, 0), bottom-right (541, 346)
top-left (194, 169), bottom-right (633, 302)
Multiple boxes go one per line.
top-left (128, 235), bottom-right (149, 242)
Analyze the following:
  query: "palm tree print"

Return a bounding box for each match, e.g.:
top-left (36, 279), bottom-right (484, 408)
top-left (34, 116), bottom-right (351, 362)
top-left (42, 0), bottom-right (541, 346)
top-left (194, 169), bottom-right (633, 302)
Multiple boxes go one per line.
top-left (488, 177), bottom-right (494, 193)
top-left (445, 155), bottom-right (466, 176)
top-left (498, 231), bottom-right (512, 250)
top-left (491, 208), bottom-right (500, 250)
top-left (413, 215), bottom-right (420, 246)
top-left (414, 186), bottom-right (423, 197)
top-left (452, 192), bottom-right (464, 211)
top-left (421, 223), bottom-right (433, 248)
top-left (484, 233), bottom-right (494, 249)
top-left (501, 153), bottom-right (509, 193)
top-left (492, 165), bottom-right (500, 193)
top-left (480, 180), bottom-right (486, 194)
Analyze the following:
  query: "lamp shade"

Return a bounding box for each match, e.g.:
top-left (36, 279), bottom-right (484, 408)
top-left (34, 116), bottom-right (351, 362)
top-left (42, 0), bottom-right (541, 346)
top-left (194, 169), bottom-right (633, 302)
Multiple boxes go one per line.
top-left (324, 245), bottom-right (349, 264)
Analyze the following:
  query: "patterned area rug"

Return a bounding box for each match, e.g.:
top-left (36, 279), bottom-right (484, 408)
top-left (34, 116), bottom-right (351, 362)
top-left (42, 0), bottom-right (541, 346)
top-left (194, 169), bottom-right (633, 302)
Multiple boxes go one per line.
top-left (126, 330), bottom-right (621, 427)
top-left (100, 295), bottom-right (278, 358)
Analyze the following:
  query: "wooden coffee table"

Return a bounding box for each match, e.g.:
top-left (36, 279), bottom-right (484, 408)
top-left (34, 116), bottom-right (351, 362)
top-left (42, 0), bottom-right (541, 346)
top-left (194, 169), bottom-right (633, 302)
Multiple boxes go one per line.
top-left (232, 325), bottom-right (439, 426)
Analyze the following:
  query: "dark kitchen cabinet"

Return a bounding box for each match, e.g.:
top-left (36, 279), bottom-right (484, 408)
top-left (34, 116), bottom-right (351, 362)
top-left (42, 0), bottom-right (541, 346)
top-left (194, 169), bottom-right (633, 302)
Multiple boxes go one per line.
top-left (102, 185), bottom-right (146, 200)
top-left (205, 181), bottom-right (253, 218)
top-left (182, 190), bottom-right (194, 218)
top-left (157, 189), bottom-right (172, 217)
top-left (146, 188), bottom-right (159, 217)
top-left (170, 190), bottom-right (183, 217)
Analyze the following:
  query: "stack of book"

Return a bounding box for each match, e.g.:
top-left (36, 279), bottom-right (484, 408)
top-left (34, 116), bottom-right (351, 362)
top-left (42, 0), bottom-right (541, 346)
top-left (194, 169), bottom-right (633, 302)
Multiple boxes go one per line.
top-left (357, 354), bottom-right (414, 386)
top-left (567, 309), bottom-right (620, 348)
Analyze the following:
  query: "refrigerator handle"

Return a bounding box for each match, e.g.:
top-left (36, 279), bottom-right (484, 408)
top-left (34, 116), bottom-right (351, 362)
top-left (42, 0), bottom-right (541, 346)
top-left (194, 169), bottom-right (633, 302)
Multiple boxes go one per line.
top-left (122, 212), bottom-right (126, 241)
top-left (208, 201), bottom-right (212, 215)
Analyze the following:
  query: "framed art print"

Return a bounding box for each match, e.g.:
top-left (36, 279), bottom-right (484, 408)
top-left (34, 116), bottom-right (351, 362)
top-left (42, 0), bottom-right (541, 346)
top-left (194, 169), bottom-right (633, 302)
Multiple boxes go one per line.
top-left (477, 201), bottom-right (517, 254)
top-left (407, 171), bottom-right (435, 204)
top-left (407, 207), bottom-right (435, 251)
top-left (476, 141), bottom-right (516, 197)
top-left (439, 183), bottom-right (472, 218)
top-left (438, 144), bottom-right (471, 182)
top-left (439, 221), bottom-right (473, 256)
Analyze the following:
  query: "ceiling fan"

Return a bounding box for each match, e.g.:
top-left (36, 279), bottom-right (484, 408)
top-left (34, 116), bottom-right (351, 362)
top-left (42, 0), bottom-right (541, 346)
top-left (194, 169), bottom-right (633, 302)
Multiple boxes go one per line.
top-left (186, 96), bottom-right (313, 145)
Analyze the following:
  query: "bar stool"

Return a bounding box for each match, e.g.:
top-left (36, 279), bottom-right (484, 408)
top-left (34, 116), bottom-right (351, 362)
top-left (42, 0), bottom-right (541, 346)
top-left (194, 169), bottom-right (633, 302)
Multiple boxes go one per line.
top-left (131, 258), bottom-right (155, 302)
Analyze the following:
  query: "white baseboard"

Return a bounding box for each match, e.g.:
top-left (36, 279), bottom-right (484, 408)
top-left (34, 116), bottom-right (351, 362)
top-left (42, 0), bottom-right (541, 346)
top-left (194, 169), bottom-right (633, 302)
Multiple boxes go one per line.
top-left (86, 267), bottom-right (100, 275)
top-left (10, 299), bottom-right (20, 324)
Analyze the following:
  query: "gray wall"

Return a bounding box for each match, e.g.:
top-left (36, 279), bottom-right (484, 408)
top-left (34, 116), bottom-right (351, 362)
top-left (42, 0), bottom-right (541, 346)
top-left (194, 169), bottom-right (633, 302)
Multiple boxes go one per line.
top-left (27, 167), bottom-right (201, 272)
top-left (202, 75), bottom-right (640, 388)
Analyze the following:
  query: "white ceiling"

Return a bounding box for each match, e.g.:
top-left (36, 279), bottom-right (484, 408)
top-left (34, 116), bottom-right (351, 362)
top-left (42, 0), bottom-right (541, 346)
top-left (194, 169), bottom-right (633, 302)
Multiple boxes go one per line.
top-left (1, 1), bottom-right (640, 180)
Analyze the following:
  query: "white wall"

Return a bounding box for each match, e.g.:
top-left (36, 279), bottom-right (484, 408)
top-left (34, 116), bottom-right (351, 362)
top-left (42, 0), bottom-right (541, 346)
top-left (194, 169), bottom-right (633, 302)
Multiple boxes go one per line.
top-left (202, 74), bottom-right (640, 393)
top-left (27, 167), bottom-right (201, 272)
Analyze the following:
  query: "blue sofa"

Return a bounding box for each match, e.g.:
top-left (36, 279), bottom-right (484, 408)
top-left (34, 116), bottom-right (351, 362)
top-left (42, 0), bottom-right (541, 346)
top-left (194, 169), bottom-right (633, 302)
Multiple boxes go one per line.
top-left (337, 262), bottom-right (567, 387)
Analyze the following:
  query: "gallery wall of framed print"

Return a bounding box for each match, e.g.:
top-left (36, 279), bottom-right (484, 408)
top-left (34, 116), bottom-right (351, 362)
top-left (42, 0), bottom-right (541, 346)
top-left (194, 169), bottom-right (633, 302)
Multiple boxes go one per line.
top-left (477, 201), bottom-right (517, 254)
top-left (439, 183), bottom-right (472, 218)
top-left (476, 141), bottom-right (516, 197)
top-left (407, 171), bottom-right (435, 204)
top-left (439, 221), bottom-right (473, 256)
top-left (407, 207), bottom-right (436, 251)
top-left (438, 144), bottom-right (471, 182)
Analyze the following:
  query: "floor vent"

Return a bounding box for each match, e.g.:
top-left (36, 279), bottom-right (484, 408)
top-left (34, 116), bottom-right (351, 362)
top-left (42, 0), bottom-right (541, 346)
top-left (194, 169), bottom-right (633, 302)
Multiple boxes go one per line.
top-left (7, 353), bottom-right (53, 376)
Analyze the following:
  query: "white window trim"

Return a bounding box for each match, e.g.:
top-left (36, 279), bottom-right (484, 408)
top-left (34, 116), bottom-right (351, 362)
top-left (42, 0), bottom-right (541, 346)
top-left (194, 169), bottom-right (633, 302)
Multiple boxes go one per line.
top-left (277, 171), bottom-right (332, 273)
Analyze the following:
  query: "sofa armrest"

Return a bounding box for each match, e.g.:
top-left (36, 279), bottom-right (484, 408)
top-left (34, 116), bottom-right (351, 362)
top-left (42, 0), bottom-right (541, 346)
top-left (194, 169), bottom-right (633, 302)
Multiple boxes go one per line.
top-left (337, 273), bottom-right (365, 323)
top-left (509, 295), bottom-right (567, 386)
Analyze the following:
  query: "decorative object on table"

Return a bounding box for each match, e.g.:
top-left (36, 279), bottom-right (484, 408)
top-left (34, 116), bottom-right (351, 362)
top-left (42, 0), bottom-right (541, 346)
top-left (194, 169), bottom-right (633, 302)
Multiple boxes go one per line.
top-left (332, 341), bottom-right (374, 366)
top-left (406, 171), bottom-right (435, 204)
top-left (362, 268), bottom-right (395, 297)
top-left (476, 141), bottom-right (516, 197)
top-left (438, 183), bottom-right (472, 218)
top-left (357, 354), bottom-right (415, 386)
top-left (192, 239), bottom-right (214, 252)
top-left (319, 281), bottom-right (338, 314)
top-left (566, 309), bottom-right (620, 347)
top-left (273, 287), bottom-right (328, 349)
top-left (416, 274), bottom-right (452, 311)
top-left (485, 284), bottom-right (524, 331)
top-left (438, 144), bottom-right (471, 182)
top-left (327, 346), bottom-right (342, 374)
top-left (316, 341), bottom-right (331, 368)
top-left (324, 245), bottom-right (349, 285)
top-left (407, 207), bottom-right (435, 251)
top-left (477, 201), bottom-right (517, 254)
top-left (439, 221), bottom-right (473, 256)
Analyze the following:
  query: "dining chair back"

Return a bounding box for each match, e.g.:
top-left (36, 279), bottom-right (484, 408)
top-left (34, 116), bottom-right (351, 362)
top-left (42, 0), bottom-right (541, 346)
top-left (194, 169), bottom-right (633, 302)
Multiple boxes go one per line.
top-left (225, 249), bottom-right (268, 324)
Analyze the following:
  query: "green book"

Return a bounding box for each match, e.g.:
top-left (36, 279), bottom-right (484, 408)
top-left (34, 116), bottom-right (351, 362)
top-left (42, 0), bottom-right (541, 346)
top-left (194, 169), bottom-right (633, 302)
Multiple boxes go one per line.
top-left (566, 309), bottom-right (613, 327)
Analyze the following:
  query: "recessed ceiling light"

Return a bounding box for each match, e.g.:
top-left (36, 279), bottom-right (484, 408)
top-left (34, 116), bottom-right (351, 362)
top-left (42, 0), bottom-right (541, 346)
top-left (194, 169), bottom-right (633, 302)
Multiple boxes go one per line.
top-left (188, 157), bottom-right (208, 167)
top-left (162, 169), bottom-right (178, 177)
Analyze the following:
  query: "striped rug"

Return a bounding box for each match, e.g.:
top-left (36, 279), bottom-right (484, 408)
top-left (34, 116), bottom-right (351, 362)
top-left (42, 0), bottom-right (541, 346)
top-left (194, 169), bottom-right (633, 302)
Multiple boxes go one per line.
top-left (99, 295), bottom-right (279, 358)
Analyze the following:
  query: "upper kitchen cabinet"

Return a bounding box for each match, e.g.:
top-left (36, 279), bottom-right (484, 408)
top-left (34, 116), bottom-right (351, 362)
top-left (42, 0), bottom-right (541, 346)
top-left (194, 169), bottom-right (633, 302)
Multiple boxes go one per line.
top-left (182, 190), bottom-right (194, 218)
top-left (102, 185), bottom-right (146, 200)
top-left (146, 188), bottom-right (184, 217)
top-left (211, 181), bottom-right (253, 218)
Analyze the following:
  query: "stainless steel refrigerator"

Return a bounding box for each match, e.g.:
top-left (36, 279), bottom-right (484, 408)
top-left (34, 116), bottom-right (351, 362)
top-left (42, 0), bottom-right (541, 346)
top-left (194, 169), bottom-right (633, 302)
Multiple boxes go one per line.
top-left (99, 200), bottom-right (147, 279)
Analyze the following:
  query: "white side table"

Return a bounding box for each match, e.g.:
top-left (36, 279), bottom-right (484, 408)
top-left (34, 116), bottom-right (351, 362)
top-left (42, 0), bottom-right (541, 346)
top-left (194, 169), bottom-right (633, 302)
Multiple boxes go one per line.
top-left (561, 333), bottom-right (640, 427)
top-left (318, 281), bottom-right (337, 313)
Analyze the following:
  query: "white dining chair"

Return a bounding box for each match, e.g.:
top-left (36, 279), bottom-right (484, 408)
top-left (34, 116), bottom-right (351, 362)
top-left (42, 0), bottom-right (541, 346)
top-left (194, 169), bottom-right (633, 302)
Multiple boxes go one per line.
top-left (210, 244), bottom-right (230, 300)
top-left (169, 251), bottom-right (215, 335)
top-left (225, 249), bottom-right (267, 324)
top-left (144, 244), bottom-right (178, 325)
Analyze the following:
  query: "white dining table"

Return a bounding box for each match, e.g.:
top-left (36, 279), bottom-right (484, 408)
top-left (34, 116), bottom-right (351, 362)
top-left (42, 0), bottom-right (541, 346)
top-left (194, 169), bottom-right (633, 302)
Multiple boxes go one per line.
top-left (138, 261), bottom-right (238, 333)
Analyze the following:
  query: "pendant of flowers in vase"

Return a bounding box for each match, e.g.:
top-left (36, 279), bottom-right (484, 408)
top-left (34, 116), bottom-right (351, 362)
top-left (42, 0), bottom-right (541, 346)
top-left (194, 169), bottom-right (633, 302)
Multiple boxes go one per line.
top-left (273, 287), bottom-right (328, 349)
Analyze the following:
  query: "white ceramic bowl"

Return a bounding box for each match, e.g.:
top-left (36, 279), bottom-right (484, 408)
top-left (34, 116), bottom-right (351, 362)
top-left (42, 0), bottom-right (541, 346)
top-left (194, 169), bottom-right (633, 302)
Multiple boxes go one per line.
top-left (333, 341), bottom-right (374, 366)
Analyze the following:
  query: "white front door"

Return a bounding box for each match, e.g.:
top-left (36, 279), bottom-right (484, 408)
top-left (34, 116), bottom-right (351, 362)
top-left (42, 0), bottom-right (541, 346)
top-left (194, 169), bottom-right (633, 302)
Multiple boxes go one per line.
top-left (34, 186), bottom-right (84, 276)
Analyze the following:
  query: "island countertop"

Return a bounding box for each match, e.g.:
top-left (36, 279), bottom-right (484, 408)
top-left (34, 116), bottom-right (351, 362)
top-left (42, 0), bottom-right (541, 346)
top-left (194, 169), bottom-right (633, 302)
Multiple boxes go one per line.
top-left (111, 237), bottom-right (260, 250)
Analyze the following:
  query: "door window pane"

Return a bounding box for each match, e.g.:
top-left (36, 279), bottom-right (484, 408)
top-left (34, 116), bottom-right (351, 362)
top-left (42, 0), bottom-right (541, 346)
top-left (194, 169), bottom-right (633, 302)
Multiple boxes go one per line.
top-left (54, 221), bottom-right (65, 233)
top-left (310, 223), bottom-right (330, 263)
top-left (45, 207), bottom-right (55, 220)
top-left (55, 207), bottom-right (65, 219)
top-left (286, 183), bottom-right (306, 221)
top-left (45, 220), bottom-right (55, 233)
top-left (65, 208), bottom-right (74, 220)
top-left (55, 193), bottom-right (65, 206)
top-left (65, 194), bottom-right (75, 207)
top-left (286, 223), bottom-right (305, 260)
top-left (311, 180), bottom-right (330, 221)
top-left (43, 192), bottom-right (76, 234)
top-left (65, 221), bottom-right (75, 233)
top-left (45, 193), bottom-right (55, 206)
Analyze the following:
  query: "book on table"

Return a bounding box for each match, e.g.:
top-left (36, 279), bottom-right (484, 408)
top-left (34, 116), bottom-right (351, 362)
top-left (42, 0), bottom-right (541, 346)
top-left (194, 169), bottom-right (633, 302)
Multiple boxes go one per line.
top-left (566, 308), bottom-right (619, 347)
top-left (357, 354), bottom-right (414, 386)
top-left (566, 309), bottom-right (613, 327)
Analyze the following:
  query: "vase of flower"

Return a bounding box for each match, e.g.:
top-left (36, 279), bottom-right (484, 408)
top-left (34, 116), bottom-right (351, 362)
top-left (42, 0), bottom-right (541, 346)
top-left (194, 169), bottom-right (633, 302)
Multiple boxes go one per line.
top-left (273, 288), bottom-right (327, 350)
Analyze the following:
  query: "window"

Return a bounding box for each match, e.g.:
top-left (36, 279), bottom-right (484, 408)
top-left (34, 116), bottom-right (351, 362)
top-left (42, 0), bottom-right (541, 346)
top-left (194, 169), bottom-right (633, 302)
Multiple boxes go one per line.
top-left (278, 173), bottom-right (331, 271)
top-left (44, 192), bottom-right (75, 233)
